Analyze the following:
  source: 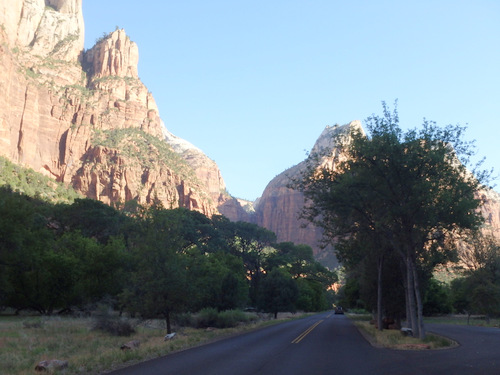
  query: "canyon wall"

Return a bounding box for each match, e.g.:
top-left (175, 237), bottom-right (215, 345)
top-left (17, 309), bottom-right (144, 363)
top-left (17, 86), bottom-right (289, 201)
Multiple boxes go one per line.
top-left (0, 0), bottom-right (231, 216)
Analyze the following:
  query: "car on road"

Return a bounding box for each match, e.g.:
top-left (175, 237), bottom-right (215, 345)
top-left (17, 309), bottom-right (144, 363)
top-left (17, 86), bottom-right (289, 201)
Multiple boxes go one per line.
top-left (334, 306), bottom-right (344, 314)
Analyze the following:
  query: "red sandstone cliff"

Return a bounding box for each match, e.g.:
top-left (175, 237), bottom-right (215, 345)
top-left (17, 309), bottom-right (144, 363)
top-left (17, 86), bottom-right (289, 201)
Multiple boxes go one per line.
top-left (0, 0), bottom-right (229, 216)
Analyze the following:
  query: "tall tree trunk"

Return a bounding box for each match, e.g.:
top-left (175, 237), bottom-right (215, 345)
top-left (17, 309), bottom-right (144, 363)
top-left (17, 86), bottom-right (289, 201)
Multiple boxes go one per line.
top-left (165, 309), bottom-right (172, 334)
top-left (377, 255), bottom-right (383, 331)
top-left (411, 264), bottom-right (426, 339)
top-left (407, 255), bottom-right (419, 338)
top-left (401, 261), bottom-right (412, 330)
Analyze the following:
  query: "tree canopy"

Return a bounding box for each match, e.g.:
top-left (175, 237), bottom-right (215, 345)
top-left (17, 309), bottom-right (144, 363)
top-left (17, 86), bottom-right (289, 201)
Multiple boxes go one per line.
top-left (0, 185), bottom-right (336, 326)
top-left (294, 102), bottom-right (490, 338)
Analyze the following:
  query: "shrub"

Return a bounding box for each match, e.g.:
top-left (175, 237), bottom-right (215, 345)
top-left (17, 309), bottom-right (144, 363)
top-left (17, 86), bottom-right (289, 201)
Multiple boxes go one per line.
top-left (91, 307), bottom-right (135, 336)
top-left (173, 313), bottom-right (194, 327)
top-left (215, 310), bottom-right (247, 328)
top-left (194, 307), bottom-right (219, 328)
top-left (92, 316), bottom-right (135, 336)
top-left (190, 309), bottom-right (255, 329)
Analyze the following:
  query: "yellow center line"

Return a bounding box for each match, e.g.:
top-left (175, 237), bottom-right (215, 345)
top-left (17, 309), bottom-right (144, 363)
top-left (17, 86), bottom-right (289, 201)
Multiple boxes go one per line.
top-left (292, 320), bottom-right (324, 344)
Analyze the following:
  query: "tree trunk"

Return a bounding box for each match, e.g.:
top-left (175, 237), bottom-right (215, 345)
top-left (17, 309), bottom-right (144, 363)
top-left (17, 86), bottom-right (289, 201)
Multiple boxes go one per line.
top-left (411, 261), bottom-right (426, 339)
top-left (401, 261), bottom-right (412, 330)
top-left (377, 256), bottom-right (383, 331)
top-left (165, 310), bottom-right (172, 334)
top-left (407, 255), bottom-right (419, 338)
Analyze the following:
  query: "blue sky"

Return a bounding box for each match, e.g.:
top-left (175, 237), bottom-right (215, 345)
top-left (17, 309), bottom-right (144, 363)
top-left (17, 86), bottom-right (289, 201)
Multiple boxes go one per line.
top-left (83, 1), bottom-right (499, 200)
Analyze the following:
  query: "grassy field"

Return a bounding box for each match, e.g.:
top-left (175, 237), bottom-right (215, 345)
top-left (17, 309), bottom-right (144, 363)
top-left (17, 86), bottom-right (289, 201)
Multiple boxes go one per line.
top-left (0, 312), bottom-right (295, 375)
top-left (424, 315), bottom-right (500, 327)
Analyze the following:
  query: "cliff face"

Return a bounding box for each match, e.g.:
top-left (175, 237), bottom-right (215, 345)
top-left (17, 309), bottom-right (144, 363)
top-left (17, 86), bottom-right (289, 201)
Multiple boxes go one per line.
top-left (0, 0), bottom-right (84, 63)
top-left (0, 0), bottom-right (224, 216)
top-left (249, 122), bottom-right (362, 269)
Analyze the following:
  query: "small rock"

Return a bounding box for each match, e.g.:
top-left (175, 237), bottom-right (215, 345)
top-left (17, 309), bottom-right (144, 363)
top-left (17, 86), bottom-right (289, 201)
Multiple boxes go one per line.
top-left (164, 332), bottom-right (176, 341)
top-left (35, 359), bottom-right (68, 372)
top-left (120, 340), bottom-right (140, 350)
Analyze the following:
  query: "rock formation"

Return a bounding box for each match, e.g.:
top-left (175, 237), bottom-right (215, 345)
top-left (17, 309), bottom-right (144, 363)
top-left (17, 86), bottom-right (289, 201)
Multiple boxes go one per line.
top-left (0, 0), bottom-right (228, 216)
top-left (0, 0), bottom-right (84, 63)
top-left (250, 123), bottom-right (361, 269)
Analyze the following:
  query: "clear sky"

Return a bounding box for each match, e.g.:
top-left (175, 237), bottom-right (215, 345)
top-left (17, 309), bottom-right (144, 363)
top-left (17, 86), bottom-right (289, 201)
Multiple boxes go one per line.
top-left (82, 0), bottom-right (499, 200)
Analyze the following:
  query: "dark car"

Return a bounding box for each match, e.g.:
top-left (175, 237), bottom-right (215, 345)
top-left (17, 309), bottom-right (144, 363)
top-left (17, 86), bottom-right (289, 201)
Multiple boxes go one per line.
top-left (334, 306), bottom-right (344, 314)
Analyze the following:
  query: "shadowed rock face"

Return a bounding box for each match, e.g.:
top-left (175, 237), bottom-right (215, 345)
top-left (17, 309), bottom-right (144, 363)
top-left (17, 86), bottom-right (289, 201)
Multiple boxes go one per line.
top-left (251, 123), bottom-right (361, 269)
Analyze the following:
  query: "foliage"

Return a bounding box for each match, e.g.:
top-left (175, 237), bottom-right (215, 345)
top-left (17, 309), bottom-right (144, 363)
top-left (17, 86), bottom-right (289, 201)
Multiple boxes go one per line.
top-left (90, 128), bottom-right (203, 190)
top-left (0, 156), bottom-right (81, 203)
top-left (0, 185), bottom-right (333, 323)
top-left (91, 306), bottom-right (135, 336)
top-left (450, 235), bottom-right (500, 320)
top-left (423, 278), bottom-right (452, 316)
top-left (294, 102), bottom-right (489, 338)
top-left (258, 269), bottom-right (299, 319)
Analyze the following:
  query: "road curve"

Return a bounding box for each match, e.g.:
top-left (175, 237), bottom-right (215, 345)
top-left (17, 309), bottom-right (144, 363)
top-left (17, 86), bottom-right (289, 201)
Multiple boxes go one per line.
top-left (106, 312), bottom-right (500, 375)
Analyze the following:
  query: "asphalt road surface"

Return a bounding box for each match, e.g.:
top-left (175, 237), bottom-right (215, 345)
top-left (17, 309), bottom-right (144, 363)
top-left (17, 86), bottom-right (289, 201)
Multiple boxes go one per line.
top-left (106, 312), bottom-right (500, 375)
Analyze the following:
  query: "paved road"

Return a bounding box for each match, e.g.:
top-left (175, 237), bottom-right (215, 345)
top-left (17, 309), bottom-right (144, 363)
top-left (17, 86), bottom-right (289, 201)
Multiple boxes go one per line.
top-left (106, 312), bottom-right (500, 375)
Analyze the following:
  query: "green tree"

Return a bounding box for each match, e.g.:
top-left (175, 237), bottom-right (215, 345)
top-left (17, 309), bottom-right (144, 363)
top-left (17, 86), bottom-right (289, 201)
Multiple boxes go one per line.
top-left (258, 269), bottom-right (298, 319)
top-left (295, 102), bottom-right (488, 338)
top-left (121, 206), bottom-right (195, 334)
top-left (423, 278), bottom-right (452, 316)
top-left (223, 221), bottom-right (276, 306)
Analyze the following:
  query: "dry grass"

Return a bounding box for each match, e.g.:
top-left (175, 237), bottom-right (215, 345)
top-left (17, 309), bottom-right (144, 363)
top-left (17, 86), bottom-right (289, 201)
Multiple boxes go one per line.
top-left (0, 312), bottom-right (300, 375)
top-left (352, 320), bottom-right (456, 350)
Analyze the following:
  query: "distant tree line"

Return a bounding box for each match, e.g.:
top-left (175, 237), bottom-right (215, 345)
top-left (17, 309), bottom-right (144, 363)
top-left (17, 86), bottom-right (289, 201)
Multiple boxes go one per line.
top-left (0, 186), bottom-right (336, 331)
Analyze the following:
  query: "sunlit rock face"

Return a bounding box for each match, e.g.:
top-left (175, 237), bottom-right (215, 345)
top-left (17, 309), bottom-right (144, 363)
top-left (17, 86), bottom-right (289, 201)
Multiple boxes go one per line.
top-left (0, 1), bottom-right (226, 216)
top-left (0, 0), bottom-right (85, 62)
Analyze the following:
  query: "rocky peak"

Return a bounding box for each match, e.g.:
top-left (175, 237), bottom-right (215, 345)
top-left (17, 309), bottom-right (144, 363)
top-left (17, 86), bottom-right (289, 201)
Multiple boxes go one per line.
top-left (310, 121), bottom-right (362, 156)
top-left (84, 29), bottom-right (139, 79)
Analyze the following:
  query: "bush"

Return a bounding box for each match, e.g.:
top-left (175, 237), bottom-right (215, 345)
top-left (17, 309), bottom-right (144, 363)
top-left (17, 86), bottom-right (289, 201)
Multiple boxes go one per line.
top-left (194, 308), bottom-right (219, 328)
top-left (91, 306), bottom-right (135, 336)
top-left (215, 310), bottom-right (247, 328)
top-left (173, 312), bottom-right (194, 327)
top-left (192, 309), bottom-right (254, 329)
top-left (92, 316), bottom-right (135, 336)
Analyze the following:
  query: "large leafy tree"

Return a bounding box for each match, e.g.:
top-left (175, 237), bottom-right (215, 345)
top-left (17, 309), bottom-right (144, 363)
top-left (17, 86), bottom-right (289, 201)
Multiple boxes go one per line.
top-left (295, 103), bottom-right (488, 338)
top-left (121, 206), bottom-right (195, 334)
top-left (258, 268), bottom-right (299, 319)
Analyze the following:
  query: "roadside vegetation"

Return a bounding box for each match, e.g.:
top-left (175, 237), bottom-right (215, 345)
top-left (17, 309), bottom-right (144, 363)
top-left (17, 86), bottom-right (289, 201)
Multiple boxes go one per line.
top-left (347, 313), bottom-right (456, 350)
top-left (0, 159), bottom-right (337, 373)
top-left (0, 310), bottom-right (304, 375)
